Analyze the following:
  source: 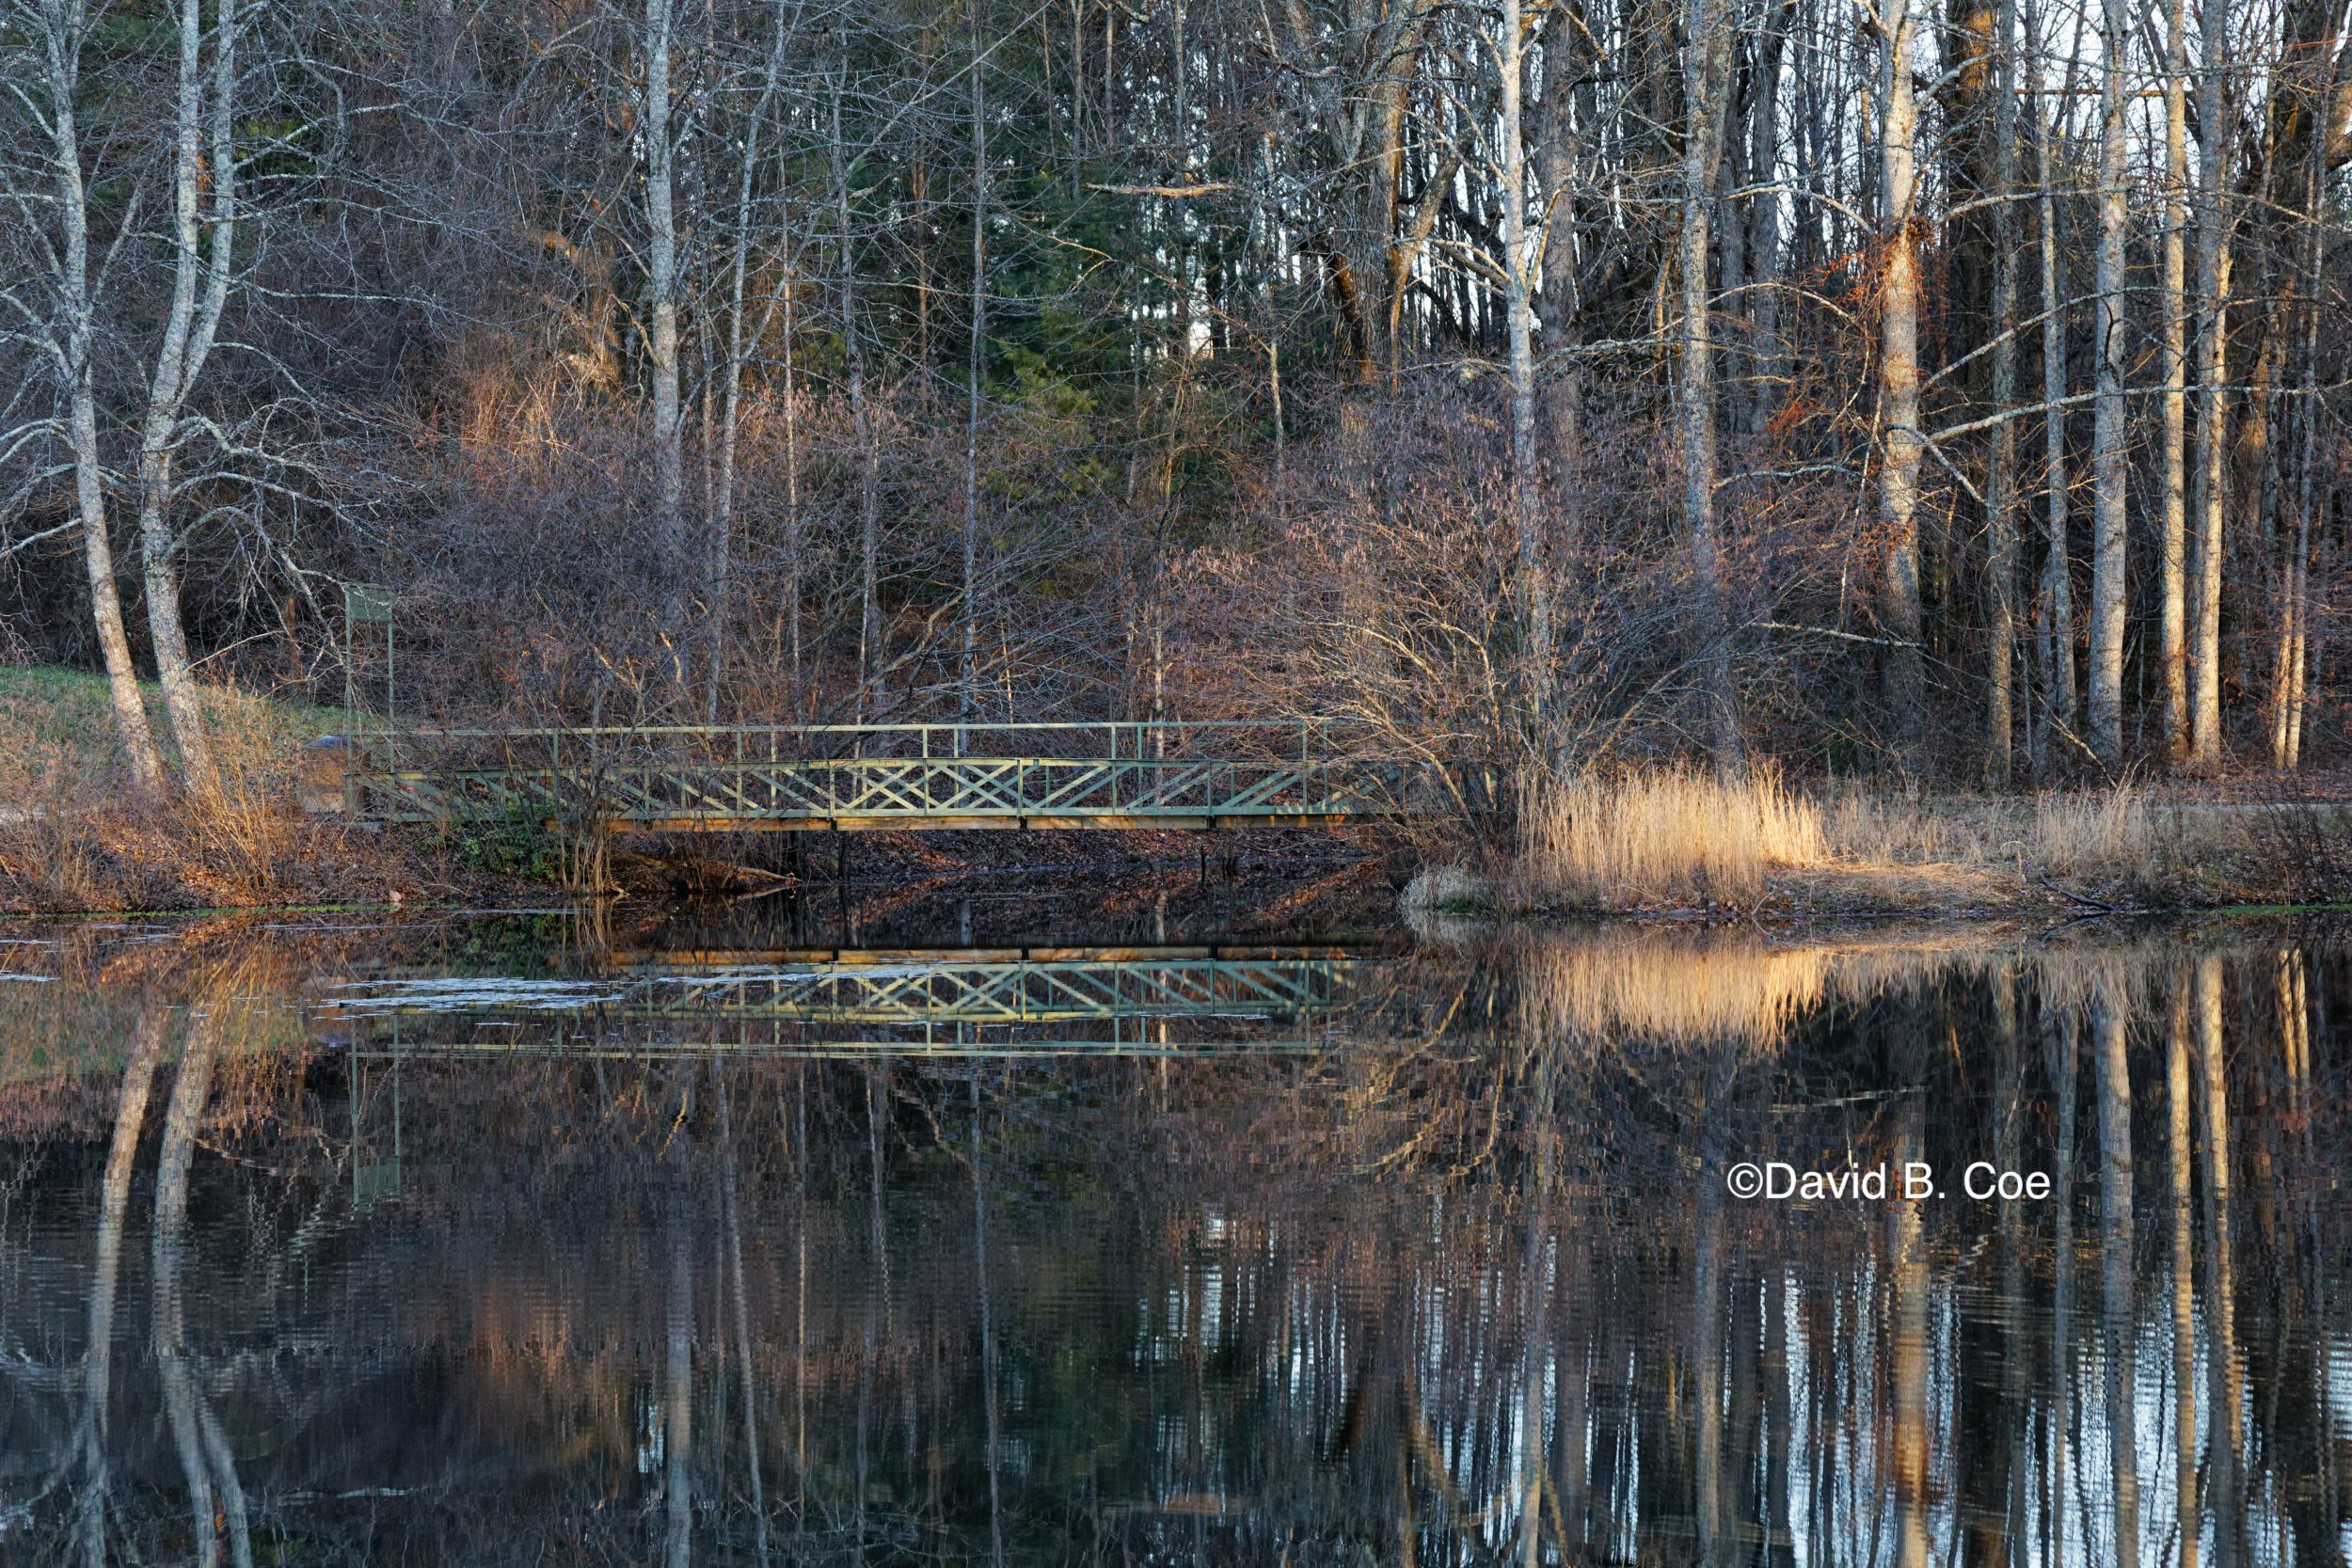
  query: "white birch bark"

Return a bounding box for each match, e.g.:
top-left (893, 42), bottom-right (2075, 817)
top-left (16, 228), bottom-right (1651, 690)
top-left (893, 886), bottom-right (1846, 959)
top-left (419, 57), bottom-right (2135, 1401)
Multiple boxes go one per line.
top-left (1877, 0), bottom-right (1929, 764)
top-left (1501, 0), bottom-right (1552, 745)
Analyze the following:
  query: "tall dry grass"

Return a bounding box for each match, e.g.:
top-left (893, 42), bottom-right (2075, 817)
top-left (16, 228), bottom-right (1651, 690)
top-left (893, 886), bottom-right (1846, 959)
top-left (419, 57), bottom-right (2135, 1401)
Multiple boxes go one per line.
top-left (1456, 765), bottom-right (2235, 913)
top-left (1508, 767), bottom-right (1827, 908)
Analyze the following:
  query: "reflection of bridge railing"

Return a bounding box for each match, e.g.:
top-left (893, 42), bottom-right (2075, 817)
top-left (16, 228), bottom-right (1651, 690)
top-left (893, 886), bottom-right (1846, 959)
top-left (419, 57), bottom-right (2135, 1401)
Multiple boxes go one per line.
top-left (341, 721), bottom-right (1444, 831)
top-left (325, 946), bottom-right (1373, 1057)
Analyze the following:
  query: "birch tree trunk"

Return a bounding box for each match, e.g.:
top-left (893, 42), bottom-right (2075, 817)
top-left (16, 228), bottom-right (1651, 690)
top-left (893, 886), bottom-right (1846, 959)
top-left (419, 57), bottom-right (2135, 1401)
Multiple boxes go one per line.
top-left (644, 0), bottom-right (689, 670)
top-left (32, 0), bottom-right (166, 796)
top-left (1502, 0), bottom-right (1552, 744)
top-left (137, 0), bottom-right (240, 793)
top-left (1877, 0), bottom-right (1929, 767)
top-left (1682, 0), bottom-right (1739, 768)
top-left (2085, 0), bottom-right (2131, 767)
top-left (2160, 0), bottom-right (2190, 760)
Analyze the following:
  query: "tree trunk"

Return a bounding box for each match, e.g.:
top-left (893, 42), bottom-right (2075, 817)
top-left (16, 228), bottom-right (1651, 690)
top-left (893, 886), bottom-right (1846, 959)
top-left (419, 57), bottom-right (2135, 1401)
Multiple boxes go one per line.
top-left (963, 0), bottom-right (988, 725)
top-left (37, 0), bottom-right (165, 796)
top-left (2085, 0), bottom-right (2130, 768)
top-left (2160, 0), bottom-right (2191, 760)
top-left (2031, 2), bottom-right (2078, 768)
top-left (644, 0), bottom-right (689, 669)
top-left (2095, 990), bottom-right (2141, 1567)
top-left (1502, 0), bottom-right (1551, 746)
top-left (2189, 0), bottom-right (2233, 767)
top-left (1878, 0), bottom-right (1929, 767)
top-left (1681, 0), bottom-right (1739, 768)
top-left (1985, 0), bottom-right (2020, 784)
top-left (830, 60), bottom-right (882, 720)
top-left (138, 0), bottom-right (241, 793)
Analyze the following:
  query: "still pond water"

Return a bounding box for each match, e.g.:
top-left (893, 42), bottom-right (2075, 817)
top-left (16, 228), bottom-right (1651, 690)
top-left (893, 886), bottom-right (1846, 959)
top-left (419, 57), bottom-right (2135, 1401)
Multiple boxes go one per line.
top-left (2, 902), bottom-right (2349, 1566)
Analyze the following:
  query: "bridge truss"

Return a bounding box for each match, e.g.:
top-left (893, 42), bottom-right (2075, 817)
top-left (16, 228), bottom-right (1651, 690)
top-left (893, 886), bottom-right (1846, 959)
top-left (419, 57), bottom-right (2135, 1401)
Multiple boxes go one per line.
top-left (340, 721), bottom-right (1442, 831)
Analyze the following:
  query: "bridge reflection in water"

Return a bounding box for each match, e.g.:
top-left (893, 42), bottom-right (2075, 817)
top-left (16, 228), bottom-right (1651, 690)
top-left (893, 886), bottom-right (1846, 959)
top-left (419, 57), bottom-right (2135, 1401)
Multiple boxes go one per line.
top-left (325, 945), bottom-right (1373, 1056)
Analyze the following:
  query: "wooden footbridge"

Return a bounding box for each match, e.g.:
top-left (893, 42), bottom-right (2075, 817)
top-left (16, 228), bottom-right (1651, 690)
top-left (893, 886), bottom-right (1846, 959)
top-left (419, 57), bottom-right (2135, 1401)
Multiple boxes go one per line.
top-left (335, 721), bottom-right (1438, 832)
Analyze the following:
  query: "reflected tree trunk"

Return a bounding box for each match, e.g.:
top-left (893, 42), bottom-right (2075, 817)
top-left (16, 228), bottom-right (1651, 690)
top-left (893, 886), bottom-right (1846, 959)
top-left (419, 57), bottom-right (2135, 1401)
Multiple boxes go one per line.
top-left (716, 1066), bottom-right (769, 1568)
top-left (1890, 1101), bottom-right (1931, 1568)
top-left (666, 1193), bottom-right (693, 1568)
top-left (2094, 992), bottom-right (2138, 1568)
top-left (2197, 956), bottom-right (2243, 1565)
top-left (973, 1077), bottom-right (1004, 1568)
top-left (2169, 978), bottom-right (2201, 1568)
top-left (2043, 1002), bottom-right (2078, 1561)
top-left (152, 1003), bottom-right (250, 1568)
top-left (75, 1004), bottom-right (166, 1568)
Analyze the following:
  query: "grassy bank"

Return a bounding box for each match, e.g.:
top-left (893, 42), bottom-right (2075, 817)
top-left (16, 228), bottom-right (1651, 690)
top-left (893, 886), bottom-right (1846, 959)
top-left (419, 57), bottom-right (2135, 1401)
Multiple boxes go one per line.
top-left (0, 667), bottom-right (398, 911)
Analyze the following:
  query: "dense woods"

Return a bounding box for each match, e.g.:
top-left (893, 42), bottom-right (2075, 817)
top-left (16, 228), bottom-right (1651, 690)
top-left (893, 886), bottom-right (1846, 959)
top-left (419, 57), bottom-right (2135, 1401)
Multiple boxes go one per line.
top-left (5, 0), bottom-right (2351, 786)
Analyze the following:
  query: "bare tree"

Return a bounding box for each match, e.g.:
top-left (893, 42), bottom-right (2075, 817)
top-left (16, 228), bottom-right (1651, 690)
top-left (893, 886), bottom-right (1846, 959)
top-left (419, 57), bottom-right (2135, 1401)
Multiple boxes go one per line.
top-left (3, 0), bottom-right (167, 796)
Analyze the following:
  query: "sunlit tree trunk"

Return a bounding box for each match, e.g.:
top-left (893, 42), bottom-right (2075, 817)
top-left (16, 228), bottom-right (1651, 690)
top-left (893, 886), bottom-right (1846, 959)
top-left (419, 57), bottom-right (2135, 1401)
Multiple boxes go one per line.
top-left (2160, 0), bottom-right (2190, 761)
top-left (2188, 0), bottom-right (2233, 767)
top-left (2084, 0), bottom-right (2130, 767)
top-left (1877, 0), bottom-right (1929, 767)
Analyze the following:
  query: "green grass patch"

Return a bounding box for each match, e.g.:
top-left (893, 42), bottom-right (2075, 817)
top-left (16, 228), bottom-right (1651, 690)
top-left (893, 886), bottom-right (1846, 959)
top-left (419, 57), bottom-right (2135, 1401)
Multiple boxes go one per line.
top-left (0, 664), bottom-right (345, 773)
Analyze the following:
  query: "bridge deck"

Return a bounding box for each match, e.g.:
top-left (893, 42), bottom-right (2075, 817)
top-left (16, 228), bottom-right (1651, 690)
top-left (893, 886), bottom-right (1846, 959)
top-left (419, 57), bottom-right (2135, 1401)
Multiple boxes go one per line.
top-left (340, 721), bottom-right (1441, 831)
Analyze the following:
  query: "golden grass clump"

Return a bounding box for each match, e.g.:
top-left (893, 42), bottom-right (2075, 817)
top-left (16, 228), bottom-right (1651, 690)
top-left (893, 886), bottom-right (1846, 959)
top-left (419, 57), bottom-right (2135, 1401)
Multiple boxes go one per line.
top-left (1512, 766), bottom-right (1827, 907)
top-left (2030, 784), bottom-right (2157, 878)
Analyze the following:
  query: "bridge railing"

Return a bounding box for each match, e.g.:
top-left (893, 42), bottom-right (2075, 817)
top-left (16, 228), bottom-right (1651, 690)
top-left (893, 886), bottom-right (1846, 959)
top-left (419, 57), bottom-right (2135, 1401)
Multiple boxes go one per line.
top-left (342, 720), bottom-right (1454, 826)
